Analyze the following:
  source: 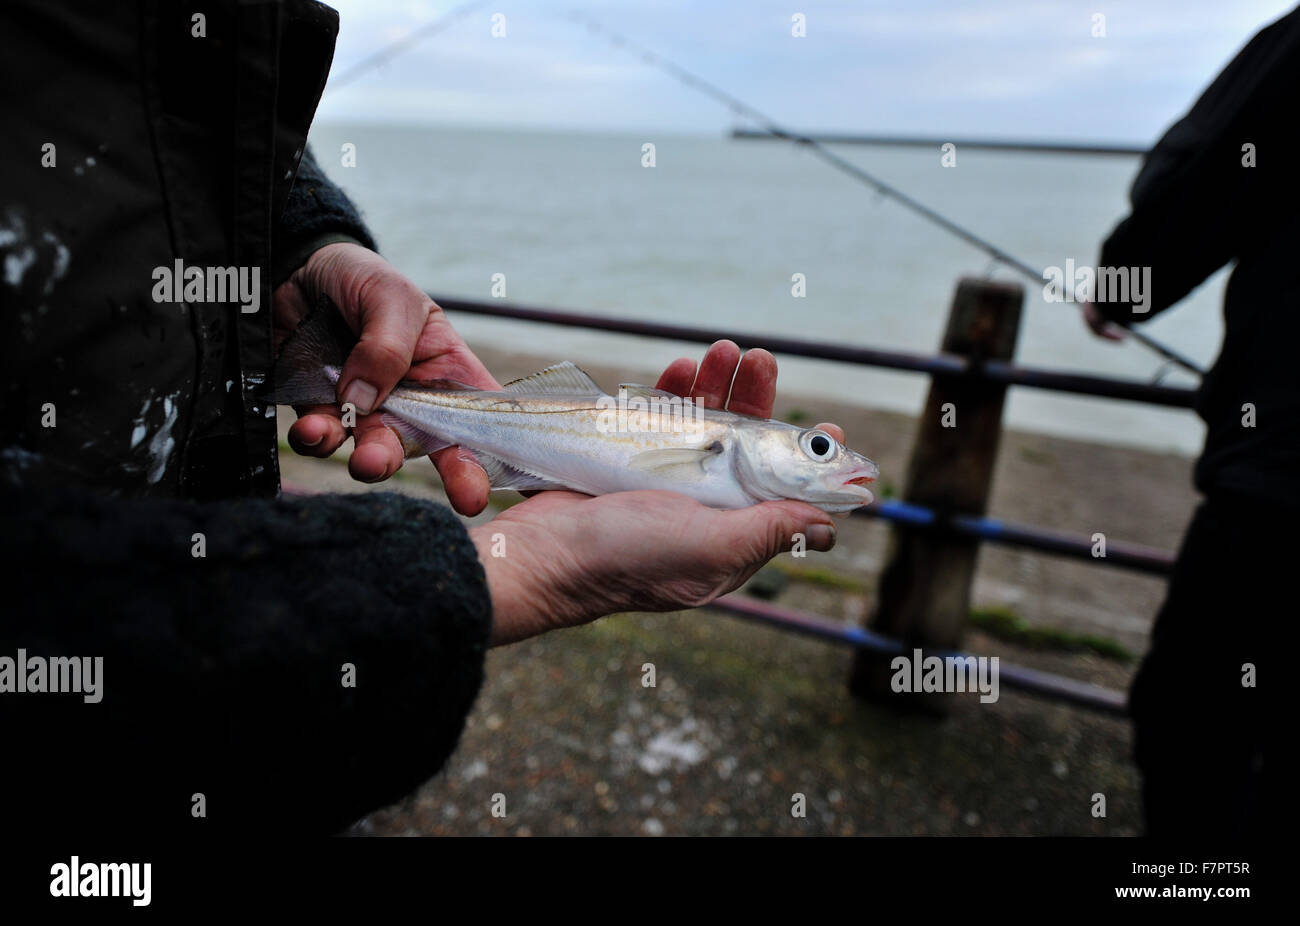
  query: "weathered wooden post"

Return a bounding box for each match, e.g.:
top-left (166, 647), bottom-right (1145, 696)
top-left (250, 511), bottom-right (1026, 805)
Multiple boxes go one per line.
top-left (848, 277), bottom-right (1024, 712)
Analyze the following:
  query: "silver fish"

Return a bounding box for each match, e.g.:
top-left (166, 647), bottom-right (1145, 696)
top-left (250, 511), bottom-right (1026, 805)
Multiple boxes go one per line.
top-left (273, 304), bottom-right (879, 513)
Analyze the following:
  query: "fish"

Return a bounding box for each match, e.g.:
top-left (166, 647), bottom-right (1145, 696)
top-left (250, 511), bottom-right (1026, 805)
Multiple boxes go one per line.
top-left (271, 301), bottom-right (880, 513)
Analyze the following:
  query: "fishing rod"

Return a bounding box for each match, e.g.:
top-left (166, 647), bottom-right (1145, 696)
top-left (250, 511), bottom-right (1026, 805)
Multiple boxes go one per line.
top-left (326, 0), bottom-right (492, 91)
top-left (568, 11), bottom-right (1206, 378)
top-left (731, 129), bottom-right (1150, 157)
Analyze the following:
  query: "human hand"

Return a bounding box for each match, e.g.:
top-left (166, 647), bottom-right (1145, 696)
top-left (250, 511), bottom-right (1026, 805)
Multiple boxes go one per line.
top-left (652, 338), bottom-right (847, 447)
top-left (471, 340), bottom-right (847, 645)
top-left (272, 242), bottom-right (498, 513)
top-left (1081, 301), bottom-right (1127, 342)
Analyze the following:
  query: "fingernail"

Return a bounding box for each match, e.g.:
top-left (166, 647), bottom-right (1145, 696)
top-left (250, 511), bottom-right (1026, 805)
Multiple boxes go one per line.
top-left (342, 380), bottom-right (378, 416)
top-left (807, 523), bottom-right (836, 551)
top-left (300, 434), bottom-right (323, 448)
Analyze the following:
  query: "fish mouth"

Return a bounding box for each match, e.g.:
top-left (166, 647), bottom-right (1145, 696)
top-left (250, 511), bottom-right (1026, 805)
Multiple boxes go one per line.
top-left (828, 467), bottom-right (878, 510)
top-left (842, 459), bottom-right (880, 491)
top-left (819, 480), bottom-right (874, 513)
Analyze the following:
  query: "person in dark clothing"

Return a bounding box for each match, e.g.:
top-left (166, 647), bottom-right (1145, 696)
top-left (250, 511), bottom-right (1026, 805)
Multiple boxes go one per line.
top-left (1083, 6), bottom-right (1297, 838)
top-left (0, 0), bottom-right (840, 833)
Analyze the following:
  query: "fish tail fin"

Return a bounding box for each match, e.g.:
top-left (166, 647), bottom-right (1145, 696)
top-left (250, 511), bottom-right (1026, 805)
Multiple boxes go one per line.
top-left (271, 295), bottom-right (357, 406)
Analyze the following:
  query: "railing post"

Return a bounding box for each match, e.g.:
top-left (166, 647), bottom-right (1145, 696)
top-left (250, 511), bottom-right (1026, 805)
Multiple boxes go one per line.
top-left (848, 277), bottom-right (1024, 712)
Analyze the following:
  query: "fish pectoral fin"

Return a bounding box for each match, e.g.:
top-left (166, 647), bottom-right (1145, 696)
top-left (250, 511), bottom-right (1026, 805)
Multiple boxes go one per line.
top-left (627, 442), bottom-right (724, 475)
top-left (474, 452), bottom-right (569, 492)
top-left (379, 414), bottom-right (453, 459)
top-left (502, 361), bottom-right (602, 396)
top-left (616, 383), bottom-right (683, 401)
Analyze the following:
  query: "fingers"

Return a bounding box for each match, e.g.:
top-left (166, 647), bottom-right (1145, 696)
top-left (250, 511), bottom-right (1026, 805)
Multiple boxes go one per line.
top-left (689, 340), bottom-right (742, 409)
top-left (656, 340), bottom-right (772, 414)
top-left (347, 414), bottom-right (406, 483)
top-left (338, 277), bottom-right (429, 415)
top-left (815, 421), bottom-right (846, 443)
top-left (291, 403), bottom-right (493, 513)
top-left (286, 243), bottom-right (507, 495)
top-left (726, 348), bottom-right (777, 418)
top-left (287, 406), bottom-right (350, 457)
top-left (655, 345), bottom-right (835, 442)
top-left (655, 357), bottom-right (698, 396)
top-left (285, 399), bottom-right (404, 482)
top-left (433, 446), bottom-right (491, 516)
top-left (724, 500), bottom-right (837, 557)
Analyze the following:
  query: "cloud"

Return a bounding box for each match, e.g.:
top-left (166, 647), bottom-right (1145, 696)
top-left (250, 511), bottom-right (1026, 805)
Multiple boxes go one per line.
top-left (316, 0), bottom-right (1298, 139)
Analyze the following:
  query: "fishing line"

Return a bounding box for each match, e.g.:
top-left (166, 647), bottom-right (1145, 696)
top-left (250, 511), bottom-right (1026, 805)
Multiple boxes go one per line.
top-left (325, 0), bottom-right (492, 92)
top-left (318, 3), bottom-right (1204, 378)
top-left (569, 11), bottom-right (1206, 378)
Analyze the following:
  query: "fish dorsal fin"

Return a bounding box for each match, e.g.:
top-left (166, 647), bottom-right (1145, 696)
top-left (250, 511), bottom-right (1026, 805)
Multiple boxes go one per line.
top-left (502, 362), bottom-right (601, 395)
top-left (616, 383), bottom-right (681, 401)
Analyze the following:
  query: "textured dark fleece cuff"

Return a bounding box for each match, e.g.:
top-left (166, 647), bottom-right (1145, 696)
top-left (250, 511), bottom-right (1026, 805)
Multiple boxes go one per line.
top-left (274, 145), bottom-right (379, 286)
top-left (0, 486), bottom-right (493, 834)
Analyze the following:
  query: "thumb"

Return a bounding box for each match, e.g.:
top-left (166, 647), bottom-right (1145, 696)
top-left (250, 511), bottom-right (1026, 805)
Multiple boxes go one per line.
top-left (338, 276), bottom-right (429, 415)
top-left (722, 500), bottom-right (836, 560)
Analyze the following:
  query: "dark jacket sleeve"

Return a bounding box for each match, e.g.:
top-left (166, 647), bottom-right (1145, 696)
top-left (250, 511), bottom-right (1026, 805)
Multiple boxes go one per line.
top-left (1095, 7), bottom-right (1300, 323)
top-left (0, 485), bottom-right (492, 834)
top-left (273, 145), bottom-right (380, 286)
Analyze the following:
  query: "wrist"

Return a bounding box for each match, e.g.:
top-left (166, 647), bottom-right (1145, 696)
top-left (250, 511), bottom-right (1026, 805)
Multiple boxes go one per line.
top-left (470, 523), bottom-right (579, 646)
top-left (273, 234), bottom-right (369, 291)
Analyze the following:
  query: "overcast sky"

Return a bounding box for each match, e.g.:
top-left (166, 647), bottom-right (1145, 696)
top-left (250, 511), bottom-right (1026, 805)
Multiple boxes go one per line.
top-left (316, 0), bottom-right (1296, 142)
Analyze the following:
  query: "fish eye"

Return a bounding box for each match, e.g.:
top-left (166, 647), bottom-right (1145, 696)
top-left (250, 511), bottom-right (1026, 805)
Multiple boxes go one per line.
top-left (801, 429), bottom-right (837, 461)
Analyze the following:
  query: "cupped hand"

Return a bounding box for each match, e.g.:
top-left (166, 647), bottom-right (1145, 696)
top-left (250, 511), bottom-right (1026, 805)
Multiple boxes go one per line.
top-left (272, 242), bottom-right (498, 513)
top-left (473, 489), bottom-right (835, 644)
top-left (473, 339), bottom-right (847, 645)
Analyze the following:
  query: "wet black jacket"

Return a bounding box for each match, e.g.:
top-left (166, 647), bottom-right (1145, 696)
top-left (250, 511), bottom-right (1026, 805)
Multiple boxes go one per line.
top-left (0, 0), bottom-right (491, 832)
top-left (1096, 5), bottom-right (1300, 509)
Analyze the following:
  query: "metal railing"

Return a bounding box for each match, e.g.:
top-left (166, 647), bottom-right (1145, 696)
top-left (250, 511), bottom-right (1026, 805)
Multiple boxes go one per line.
top-left (433, 293), bottom-right (1184, 577)
top-left (432, 289), bottom-right (1188, 714)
